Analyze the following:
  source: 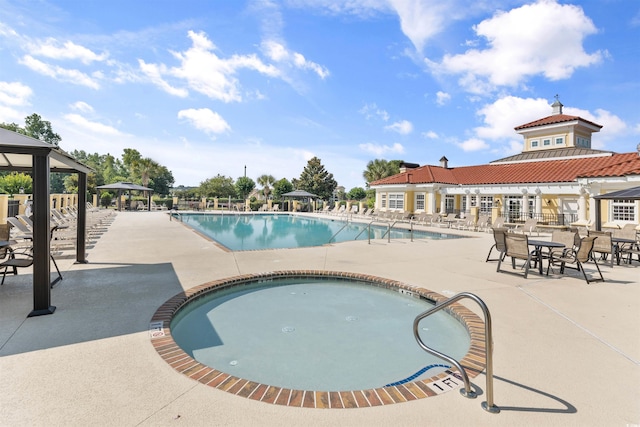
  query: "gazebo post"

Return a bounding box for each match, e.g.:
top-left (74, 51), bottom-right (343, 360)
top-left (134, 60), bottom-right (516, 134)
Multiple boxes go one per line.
top-left (29, 152), bottom-right (55, 317)
top-left (76, 171), bottom-right (88, 263)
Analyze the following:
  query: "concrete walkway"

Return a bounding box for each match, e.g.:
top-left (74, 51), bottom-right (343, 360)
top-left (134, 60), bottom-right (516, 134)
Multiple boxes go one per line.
top-left (0, 211), bottom-right (638, 426)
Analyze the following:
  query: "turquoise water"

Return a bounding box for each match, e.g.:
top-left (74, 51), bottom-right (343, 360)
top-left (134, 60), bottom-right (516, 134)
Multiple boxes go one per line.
top-left (171, 279), bottom-right (471, 391)
top-left (176, 213), bottom-right (464, 251)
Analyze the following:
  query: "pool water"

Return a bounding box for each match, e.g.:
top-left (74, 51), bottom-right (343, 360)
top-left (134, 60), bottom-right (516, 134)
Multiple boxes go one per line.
top-left (171, 278), bottom-right (471, 391)
top-left (176, 213), bottom-right (463, 250)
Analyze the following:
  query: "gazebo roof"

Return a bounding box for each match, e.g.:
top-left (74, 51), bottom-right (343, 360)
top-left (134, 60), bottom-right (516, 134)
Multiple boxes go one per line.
top-left (594, 186), bottom-right (640, 200)
top-left (0, 127), bottom-right (92, 173)
top-left (97, 182), bottom-right (152, 191)
top-left (281, 189), bottom-right (318, 198)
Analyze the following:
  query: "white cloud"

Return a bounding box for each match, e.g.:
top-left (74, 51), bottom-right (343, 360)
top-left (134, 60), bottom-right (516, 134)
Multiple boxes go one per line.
top-left (140, 30), bottom-right (284, 103)
top-left (384, 119), bottom-right (413, 135)
top-left (475, 96), bottom-right (551, 140)
top-left (358, 142), bottom-right (404, 156)
top-left (457, 137), bottom-right (488, 151)
top-left (388, 0), bottom-right (449, 52)
top-left (178, 108), bottom-right (231, 135)
top-left (27, 39), bottom-right (108, 64)
top-left (0, 81), bottom-right (32, 106)
top-left (262, 40), bottom-right (329, 79)
top-left (63, 113), bottom-right (126, 136)
top-left (69, 101), bottom-right (94, 113)
top-left (564, 106), bottom-right (627, 146)
top-left (422, 130), bottom-right (438, 139)
top-left (435, 91), bottom-right (450, 106)
top-left (359, 103), bottom-right (389, 121)
top-left (19, 55), bottom-right (101, 89)
top-left (431, 0), bottom-right (603, 94)
top-left (138, 60), bottom-right (188, 98)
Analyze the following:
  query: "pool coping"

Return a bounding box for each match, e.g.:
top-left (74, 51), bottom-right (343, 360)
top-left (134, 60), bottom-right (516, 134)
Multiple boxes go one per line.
top-left (149, 270), bottom-right (487, 409)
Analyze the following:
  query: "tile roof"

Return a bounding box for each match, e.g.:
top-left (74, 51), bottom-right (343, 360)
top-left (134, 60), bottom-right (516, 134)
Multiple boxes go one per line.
top-left (514, 114), bottom-right (602, 130)
top-left (370, 152), bottom-right (640, 186)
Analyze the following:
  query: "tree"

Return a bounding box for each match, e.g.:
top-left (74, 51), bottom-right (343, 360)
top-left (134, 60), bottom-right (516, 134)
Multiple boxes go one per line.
top-left (235, 176), bottom-right (255, 200)
top-left (272, 178), bottom-right (293, 200)
top-left (293, 157), bottom-right (337, 200)
top-left (149, 166), bottom-right (174, 196)
top-left (347, 187), bottom-right (367, 201)
top-left (362, 159), bottom-right (401, 187)
top-left (257, 174), bottom-right (276, 200)
top-left (24, 113), bottom-right (61, 146)
top-left (0, 172), bottom-right (32, 194)
top-left (199, 175), bottom-right (236, 198)
top-left (1, 114), bottom-right (61, 146)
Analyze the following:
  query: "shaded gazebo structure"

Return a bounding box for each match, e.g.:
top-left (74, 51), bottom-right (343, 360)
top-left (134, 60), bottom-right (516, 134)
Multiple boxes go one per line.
top-left (96, 182), bottom-right (153, 211)
top-left (594, 186), bottom-right (640, 230)
top-left (281, 189), bottom-right (319, 212)
top-left (0, 127), bottom-right (92, 317)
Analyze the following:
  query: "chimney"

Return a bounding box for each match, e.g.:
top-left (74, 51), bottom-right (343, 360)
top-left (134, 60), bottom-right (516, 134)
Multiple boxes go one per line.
top-left (551, 94), bottom-right (563, 115)
top-left (439, 156), bottom-right (448, 169)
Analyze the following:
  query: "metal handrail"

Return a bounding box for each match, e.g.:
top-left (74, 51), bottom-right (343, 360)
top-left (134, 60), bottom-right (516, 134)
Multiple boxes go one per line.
top-left (413, 292), bottom-right (499, 413)
top-left (328, 221), bottom-right (350, 243)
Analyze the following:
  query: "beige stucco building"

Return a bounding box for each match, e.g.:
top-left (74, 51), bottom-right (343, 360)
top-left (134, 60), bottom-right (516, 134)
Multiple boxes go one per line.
top-left (370, 100), bottom-right (640, 226)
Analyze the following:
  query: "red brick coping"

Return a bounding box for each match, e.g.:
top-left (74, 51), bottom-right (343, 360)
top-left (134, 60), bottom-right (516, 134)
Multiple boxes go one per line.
top-left (150, 270), bottom-right (486, 408)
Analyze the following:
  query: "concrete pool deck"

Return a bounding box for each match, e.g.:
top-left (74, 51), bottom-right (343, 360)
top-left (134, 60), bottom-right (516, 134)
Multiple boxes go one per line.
top-left (0, 210), bottom-right (638, 426)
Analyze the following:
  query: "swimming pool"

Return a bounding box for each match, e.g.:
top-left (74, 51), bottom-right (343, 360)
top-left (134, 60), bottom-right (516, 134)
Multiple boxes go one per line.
top-left (174, 213), bottom-right (464, 251)
top-left (150, 271), bottom-right (487, 408)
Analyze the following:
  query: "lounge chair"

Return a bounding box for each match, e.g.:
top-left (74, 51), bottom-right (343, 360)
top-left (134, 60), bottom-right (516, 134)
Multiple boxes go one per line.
top-left (513, 218), bottom-right (539, 236)
top-left (497, 233), bottom-right (535, 278)
top-left (348, 205), bottom-right (358, 215)
top-left (475, 214), bottom-right (490, 232)
top-left (548, 236), bottom-right (604, 284)
top-left (271, 204), bottom-right (280, 212)
top-left (7, 217), bottom-right (33, 241)
top-left (486, 228), bottom-right (507, 262)
top-left (490, 217), bottom-right (505, 230)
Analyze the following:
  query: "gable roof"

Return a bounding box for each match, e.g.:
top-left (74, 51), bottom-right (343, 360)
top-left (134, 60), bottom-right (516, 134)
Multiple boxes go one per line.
top-left (514, 114), bottom-right (602, 130)
top-left (370, 152), bottom-right (640, 187)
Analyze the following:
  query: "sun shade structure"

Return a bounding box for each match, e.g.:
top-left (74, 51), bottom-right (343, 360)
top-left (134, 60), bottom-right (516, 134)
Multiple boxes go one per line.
top-left (593, 186), bottom-right (640, 230)
top-left (281, 190), bottom-right (319, 198)
top-left (0, 127), bottom-right (93, 317)
top-left (96, 182), bottom-right (153, 211)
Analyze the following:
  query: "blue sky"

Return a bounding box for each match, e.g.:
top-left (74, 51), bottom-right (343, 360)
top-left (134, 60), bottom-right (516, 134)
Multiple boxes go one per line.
top-left (0, 0), bottom-right (638, 191)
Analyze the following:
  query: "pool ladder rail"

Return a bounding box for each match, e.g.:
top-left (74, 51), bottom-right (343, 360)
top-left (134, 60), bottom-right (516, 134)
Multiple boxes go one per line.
top-left (413, 292), bottom-right (500, 414)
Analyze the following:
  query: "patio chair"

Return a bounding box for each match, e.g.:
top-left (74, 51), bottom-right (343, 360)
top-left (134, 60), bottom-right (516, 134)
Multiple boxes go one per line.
top-left (0, 244), bottom-right (62, 286)
top-left (545, 230), bottom-right (579, 274)
top-left (588, 230), bottom-right (617, 267)
top-left (548, 236), bottom-right (604, 284)
top-left (486, 228), bottom-right (508, 262)
top-left (497, 233), bottom-right (535, 278)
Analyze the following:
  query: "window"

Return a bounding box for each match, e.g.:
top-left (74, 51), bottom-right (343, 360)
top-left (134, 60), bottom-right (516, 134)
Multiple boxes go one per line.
top-left (415, 193), bottom-right (425, 211)
top-left (445, 195), bottom-right (454, 213)
top-left (531, 140), bottom-right (539, 148)
top-left (380, 194), bottom-right (387, 208)
top-left (555, 137), bottom-right (564, 145)
top-left (543, 139), bottom-right (551, 146)
top-left (389, 193), bottom-right (404, 210)
top-left (462, 195), bottom-right (477, 212)
top-left (576, 136), bottom-right (590, 148)
top-left (612, 199), bottom-right (636, 222)
top-left (480, 196), bottom-right (493, 213)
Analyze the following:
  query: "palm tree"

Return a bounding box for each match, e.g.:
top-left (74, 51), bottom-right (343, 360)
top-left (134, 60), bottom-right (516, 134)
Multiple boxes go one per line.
top-left (363, 159), bottom-right (399, 186)
top-left (257, 174), bottom-right (276, 200)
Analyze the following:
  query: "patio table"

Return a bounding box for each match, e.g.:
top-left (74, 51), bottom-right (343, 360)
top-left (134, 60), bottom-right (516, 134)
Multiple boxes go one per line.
top-left (528, 239), bottom-right (565, 275)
